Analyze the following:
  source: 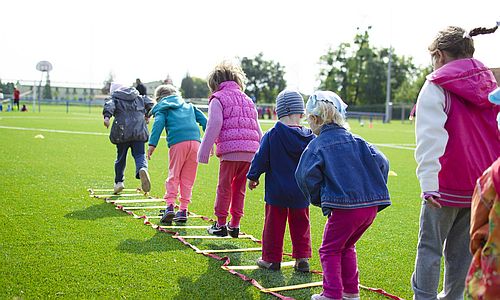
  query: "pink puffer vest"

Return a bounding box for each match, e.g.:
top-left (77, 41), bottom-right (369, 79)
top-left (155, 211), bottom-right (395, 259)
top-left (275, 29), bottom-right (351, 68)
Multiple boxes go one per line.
top-left (209, 81), bottom-right (260, 156)
top-left (428, 59), bottom-right (500, 207)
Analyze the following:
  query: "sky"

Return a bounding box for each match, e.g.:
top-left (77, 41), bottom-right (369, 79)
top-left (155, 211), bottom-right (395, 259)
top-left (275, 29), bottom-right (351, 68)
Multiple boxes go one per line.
top-left (1, 0), bottom-right (499, 94)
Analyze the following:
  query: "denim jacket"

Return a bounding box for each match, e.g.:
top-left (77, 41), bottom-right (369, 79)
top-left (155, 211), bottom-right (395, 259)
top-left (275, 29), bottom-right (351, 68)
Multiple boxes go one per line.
top-left (295, 124), bottom-right (391, 215)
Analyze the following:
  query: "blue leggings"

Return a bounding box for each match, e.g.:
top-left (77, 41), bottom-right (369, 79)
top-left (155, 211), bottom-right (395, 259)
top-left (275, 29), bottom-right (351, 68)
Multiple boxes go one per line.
top-left (114, 141), bottom-right (147, 183)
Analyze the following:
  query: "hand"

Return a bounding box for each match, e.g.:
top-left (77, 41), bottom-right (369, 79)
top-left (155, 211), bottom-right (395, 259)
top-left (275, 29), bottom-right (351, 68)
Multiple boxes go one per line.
top-left (422, 191), bottom-right (442, 208)
top-left (103, 117), bottom-right (110, 128)
top-left (248, 179), bottom-right (259, 190)
top-left (147, 145), bottom-right (155, 160)
top-left (210, 146), bottom-right (215, 157)
top-left (145, 116), bottom-right (150, 124)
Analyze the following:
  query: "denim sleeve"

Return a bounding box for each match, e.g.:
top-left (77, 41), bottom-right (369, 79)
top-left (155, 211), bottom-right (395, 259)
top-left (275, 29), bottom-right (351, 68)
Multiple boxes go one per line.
top-left (148, 113), bottom-right (165, 147)
top-left (247, 132), bottom-right (270, 181)
top-left (368, 143), bottom-right (389, 183)
top-left (194, 107), bottom-right (208, 131)
top-left (102, 98), bottom-right (115, 119)
top-left (295, 148), bottom-right (323, 206)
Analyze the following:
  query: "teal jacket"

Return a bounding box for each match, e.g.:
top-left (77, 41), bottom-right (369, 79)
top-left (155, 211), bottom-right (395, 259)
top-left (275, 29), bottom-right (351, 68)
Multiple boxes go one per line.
top-left (148, 95), bottom-right (207, 148)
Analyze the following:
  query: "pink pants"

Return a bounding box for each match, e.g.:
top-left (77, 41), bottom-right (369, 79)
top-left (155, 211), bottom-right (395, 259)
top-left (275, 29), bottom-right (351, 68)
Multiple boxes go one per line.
top-left (214, 160), bottom-right (250, 227)
top-left (262, 204), bottom-right (312, 262)
top-left (164, 141), bottom-right (200, 210)
top-left (320, 206), bottom-right (377, 299)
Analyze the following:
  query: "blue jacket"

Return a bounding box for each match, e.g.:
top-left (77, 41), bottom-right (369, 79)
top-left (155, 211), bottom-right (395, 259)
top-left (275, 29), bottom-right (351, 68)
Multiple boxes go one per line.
top-left (148, 95), bottom-right (207, 148)
top-left (295, 124), bottom-right (391, 215)
top-left (247, 121), bottom-right (315, 208)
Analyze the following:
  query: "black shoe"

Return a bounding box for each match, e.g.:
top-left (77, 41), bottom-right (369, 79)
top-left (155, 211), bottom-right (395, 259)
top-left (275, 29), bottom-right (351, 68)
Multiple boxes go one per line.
top-left (256, 258), bottom-right (281, 271)
top-left (294, 258), bottom-right (310, 272)
top-left (173, 209), bottom-right (188, 223)
top-left (160, 204), bottom-right (175, 223)
top-left (207, 222), bottom-right (227, 236)
top-left (227, 224), bottom-right (239, 238)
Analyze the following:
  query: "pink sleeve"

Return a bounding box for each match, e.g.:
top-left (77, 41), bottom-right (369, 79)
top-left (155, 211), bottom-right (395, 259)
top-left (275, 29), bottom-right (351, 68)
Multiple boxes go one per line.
top-left (197, 99), bottom-right (223, 164)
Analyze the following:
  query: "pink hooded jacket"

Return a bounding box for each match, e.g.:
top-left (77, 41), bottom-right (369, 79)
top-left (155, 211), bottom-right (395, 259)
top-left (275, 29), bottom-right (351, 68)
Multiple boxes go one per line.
top-left (428, 58), bottom-right (500, 206)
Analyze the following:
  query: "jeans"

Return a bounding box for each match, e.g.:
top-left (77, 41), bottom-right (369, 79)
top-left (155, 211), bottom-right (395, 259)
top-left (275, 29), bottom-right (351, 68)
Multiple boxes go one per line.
top-left (411, 204), bottom-right (471, 300)
top-left (114, 141), bottom-right (147, 183)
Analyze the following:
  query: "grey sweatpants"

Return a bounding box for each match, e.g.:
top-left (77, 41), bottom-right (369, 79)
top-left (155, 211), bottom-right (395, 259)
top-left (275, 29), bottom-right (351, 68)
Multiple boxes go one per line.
top-left (411, 203), bottom-right (471, 300)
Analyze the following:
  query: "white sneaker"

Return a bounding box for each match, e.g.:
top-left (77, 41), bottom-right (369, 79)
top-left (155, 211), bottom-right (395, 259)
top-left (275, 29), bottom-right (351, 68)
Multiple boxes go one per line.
top-left (342, 293), bottom-right (360, 300)
top-left (311, 294), bottom-right (336, 300)
top-left (114, 182), bottom-right (124, 194)
top-left (139, 168), bottom-right (150, 193)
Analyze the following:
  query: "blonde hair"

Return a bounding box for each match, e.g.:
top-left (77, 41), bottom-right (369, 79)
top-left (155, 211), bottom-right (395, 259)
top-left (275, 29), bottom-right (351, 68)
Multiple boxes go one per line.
top-left (428, 24), bottom-right (498, 59)
top-left (207, 61), bottom-right (247, 93)
top-left (154, 84), bottom-right (179, 101)
top-left (310, 101), bottom-right (348, 129)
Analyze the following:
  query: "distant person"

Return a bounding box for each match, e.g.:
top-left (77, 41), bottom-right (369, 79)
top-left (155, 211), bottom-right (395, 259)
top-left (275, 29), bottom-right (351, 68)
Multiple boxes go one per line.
top-left (13, 87), bottom-right (20, 111)
top-left (103, 82), bottom-right (154, 194)
top-left (0, 88), bottom-right (3, 111)
top-left (21, 104), bottom-right (27, 112)
top-left (465, 87), bottom-right (500, 299)
top-left (198, 61), bottom-right (262, 237)
top-left (135, 78), bottom-right (147, 96)
top-left (247, 89), bottom-right (314, 272)
top-left (147, 84), bottom-right (207, 224)
top-left (295, 91), bottom-right (391, 300)
top-left (411, 24), bottom-right (500, 299)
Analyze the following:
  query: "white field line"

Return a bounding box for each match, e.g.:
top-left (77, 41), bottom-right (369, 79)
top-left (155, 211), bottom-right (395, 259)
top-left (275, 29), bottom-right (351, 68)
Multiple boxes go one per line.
top-left (0, 125), bottom-right (415, 150)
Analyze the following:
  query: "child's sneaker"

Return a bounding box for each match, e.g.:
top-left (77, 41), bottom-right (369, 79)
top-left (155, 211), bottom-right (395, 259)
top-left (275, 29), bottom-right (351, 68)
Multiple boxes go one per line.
top-left (160, 204), bottom-right (175, 223)
top-left (138, 168), bottom-right (150, 193)
top-left (294, 258), bottom-right (310, 272)
top-left (207, 222), bottom-right (227, 236)
top-left (256, 258), bottom-right (281, 271)
top-left (173, 209), bottom-right (188, 223)
top-left (311, 294), bottom-right (335, 300)
top-left (114, 182), bottom-right (124, 194)
top-left (227, 224), bottom-right (239, 238)
top-left (342, 293), bottom-right (360, 300)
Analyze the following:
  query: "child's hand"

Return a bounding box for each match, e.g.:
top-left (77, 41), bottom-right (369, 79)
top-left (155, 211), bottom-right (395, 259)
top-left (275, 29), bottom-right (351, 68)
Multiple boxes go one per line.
top-left (145, 116), bottom-right (150, 124)
top-left (147, 145), bottom-right (155, 160)
top-left (422, 191), bottom-right (442, 208)
top-left (210, 146), bottom-right (215, 157)
top-left (103, 117), bottom-right (110, 128)
top-left (248, 179), bottom-right (259, 190)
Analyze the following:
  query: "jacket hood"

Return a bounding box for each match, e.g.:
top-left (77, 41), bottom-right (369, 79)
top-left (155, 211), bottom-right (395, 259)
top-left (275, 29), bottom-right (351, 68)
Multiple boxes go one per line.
top-left (151, 95), bottom-right (185, 115)
top-left (112, 87), bottom-right (140, 101)
top-left (427, 58), bottom-right (497, 109)
top-left (274, 121), bottom-right (314, 157)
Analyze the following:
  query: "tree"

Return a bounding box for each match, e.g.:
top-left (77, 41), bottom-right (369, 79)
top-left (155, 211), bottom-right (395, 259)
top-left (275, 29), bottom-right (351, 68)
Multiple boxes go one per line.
top-left (192, 77), bottom-right (209, 98)
top-left (180, 73), bottom-right (195, 98)
top-left (240, 53), bottom-right (286, 103)
top-left (318, 28), bottom-right (424, 106)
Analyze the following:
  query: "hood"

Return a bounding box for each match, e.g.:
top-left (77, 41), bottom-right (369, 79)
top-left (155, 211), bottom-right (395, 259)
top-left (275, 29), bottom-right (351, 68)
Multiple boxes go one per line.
top-left (112, 87), bottom-right (140, 101)
top-left (427, 58), bottom-right (497, 109)
top-left (274, 121), bottom-right (314, 157)
top-left (151, 95), bottom-right (185, 115)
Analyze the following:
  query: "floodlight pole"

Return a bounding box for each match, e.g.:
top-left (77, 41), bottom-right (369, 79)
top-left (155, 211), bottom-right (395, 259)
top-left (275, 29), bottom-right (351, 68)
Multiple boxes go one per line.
top-left (384, 47), bottom-right (392, 123)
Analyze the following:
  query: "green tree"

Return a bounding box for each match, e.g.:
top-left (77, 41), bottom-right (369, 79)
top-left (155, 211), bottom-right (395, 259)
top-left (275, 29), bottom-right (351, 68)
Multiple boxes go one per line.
top-left (319, 28), bottom-right (424, 106)
top-left (180, 73), bottom-right (195, 98)
top-left (241, 53), bottom-right (286, 103)
top-left (192, 77), bottom-right (209, 98)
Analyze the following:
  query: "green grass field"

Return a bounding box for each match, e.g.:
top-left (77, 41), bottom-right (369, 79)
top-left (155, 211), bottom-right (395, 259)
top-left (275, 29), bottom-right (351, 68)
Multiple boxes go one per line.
top-left (0, 106), bottom-right (421, 299)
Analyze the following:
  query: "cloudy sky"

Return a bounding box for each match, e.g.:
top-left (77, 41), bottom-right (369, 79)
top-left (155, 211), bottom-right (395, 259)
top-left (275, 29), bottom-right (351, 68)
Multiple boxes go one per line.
top-left (1, 0), bottom-right (499, 93)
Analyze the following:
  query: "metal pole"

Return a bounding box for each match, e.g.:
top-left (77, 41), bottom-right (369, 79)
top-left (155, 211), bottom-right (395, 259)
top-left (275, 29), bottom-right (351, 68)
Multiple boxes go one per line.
top-left (384, 47), bottom-right (392, 123)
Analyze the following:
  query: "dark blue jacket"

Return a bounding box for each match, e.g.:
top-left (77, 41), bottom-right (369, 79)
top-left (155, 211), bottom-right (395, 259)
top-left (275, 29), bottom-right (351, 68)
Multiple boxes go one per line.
top-left (295, 123), bottom-right (391, 216)
top-left (247, 121), bottom-right (315, 208)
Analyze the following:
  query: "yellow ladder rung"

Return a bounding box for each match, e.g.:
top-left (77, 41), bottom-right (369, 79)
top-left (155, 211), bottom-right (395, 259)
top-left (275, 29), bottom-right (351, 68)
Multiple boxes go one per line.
top-left (197, 247), bottom-right (262, 254)
top-left (107, 199), bottom-right (163, 204)
top-left (159, 225), bottom-right (211, 229)
top-left (262, 281), bottom-right (323, 293)
top-left (172, 235), bottom-right (254, 239)
top-left (223, 261), bottom-right (295, 270)
top-left (121, 206), bottom-right (167, 210)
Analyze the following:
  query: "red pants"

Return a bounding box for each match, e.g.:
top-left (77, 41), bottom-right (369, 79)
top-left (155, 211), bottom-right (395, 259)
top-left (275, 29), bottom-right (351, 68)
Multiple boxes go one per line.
top-left (214, 160), bottom-right (250, 227)
top-left (261, 203), bottom-right (312, 262)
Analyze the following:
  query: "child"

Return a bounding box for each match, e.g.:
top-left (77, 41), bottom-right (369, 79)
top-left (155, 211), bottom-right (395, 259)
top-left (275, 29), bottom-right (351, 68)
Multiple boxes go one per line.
top-left (147, 84), bottom-right (207, 223)
top-left (411, 24), bottom-right (500, 300)
top-left (465, 87), bottom-right (500, 299)
top-left (247, 89), bottom-right (315, 272)
top-left (198, 61), bottom-right (262, 237)
top-left (295, 91), bottom-right (391, 300)
top-left (103, 82), bottom-right (154, 194)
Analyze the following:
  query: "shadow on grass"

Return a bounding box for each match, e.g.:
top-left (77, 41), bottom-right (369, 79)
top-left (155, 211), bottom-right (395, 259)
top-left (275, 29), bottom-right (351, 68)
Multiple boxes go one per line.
top-left (173, 258), bottom-right (255, 300)
top-left (64, 202), bottom-right (124, 220)
top-left (116, 231), bottom-right (184, 254)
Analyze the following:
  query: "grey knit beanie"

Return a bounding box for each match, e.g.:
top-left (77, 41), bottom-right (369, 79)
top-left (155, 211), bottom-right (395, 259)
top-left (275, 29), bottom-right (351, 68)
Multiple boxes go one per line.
top-left (275, 89), bottom-right (305, 119)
